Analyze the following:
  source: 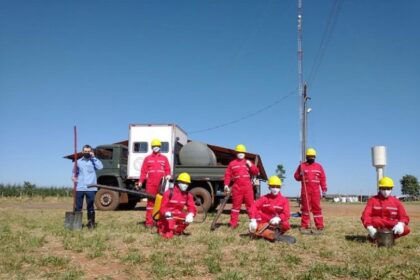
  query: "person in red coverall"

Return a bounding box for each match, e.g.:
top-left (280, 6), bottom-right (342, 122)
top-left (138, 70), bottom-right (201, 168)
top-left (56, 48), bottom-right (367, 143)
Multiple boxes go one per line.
top-left (248, 175), bottom-right (290, 241)
top-left (294, 148), bottom-right (327, 232)
top-left (158, 172), bottom-right (196, 239)
top-left (136, 138), bottom-right (171, 227)
top-left (224, 144), bottom-right (259, 229)
top-left (361, 176), bottom-right (410, 241)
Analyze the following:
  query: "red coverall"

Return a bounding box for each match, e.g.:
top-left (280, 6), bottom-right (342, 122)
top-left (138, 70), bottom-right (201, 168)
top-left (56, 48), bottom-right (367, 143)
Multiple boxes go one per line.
top-left (250, 193), bottom-right (291, 234)
top-left (294, 162), bottom-right (327, 229)
top-left (138, 152), bottom-right (171, 226)
top-left (224, 159), bottom-right (259, 227)
top-left (361, 194), bottom-right (410, 239)
top-left (158, 185), bottom-right (197, 239)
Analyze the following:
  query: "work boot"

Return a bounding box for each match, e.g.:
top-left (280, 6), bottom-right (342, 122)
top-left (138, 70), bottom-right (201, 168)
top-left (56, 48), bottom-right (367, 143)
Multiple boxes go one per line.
top-left (87, 212), bottom-right (96, 229)
top-left (299, 227), bottom-right (311, 235)
top-left (311, 228), bottom-right (324, 235)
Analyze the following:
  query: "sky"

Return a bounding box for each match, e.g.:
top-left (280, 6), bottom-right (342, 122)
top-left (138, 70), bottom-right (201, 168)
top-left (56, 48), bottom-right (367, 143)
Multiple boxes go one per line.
top-left (1, 0), bottom-right (419, 197)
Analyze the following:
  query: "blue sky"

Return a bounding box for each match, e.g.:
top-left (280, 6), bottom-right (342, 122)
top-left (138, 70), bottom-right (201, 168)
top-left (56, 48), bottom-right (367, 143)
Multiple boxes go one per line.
top-left (1, 0), bottom-right (419, 196)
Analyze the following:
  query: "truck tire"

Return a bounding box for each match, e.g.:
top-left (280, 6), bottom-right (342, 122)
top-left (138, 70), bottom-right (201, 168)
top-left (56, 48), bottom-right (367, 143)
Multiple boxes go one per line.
top-left (95, 188), bottom-right (120, 211)
top-left (190, 187), bottom-right (211, 213)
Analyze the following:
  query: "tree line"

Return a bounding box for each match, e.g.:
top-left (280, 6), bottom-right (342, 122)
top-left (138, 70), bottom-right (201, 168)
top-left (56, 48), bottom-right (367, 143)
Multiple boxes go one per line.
top-left (0, 181), bottom-right (72, 197)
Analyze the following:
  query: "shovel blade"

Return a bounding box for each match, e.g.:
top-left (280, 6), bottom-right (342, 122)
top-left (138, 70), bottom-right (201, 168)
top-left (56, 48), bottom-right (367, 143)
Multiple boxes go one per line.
top-left (65, 211), bottom-right (83, 230)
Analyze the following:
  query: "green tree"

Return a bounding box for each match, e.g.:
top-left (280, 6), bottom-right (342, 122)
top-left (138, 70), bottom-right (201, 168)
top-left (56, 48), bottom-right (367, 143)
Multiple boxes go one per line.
top-left (400, 175), bottom-right (419, 196)
top-left (275, 164), bottom-right (286, 180)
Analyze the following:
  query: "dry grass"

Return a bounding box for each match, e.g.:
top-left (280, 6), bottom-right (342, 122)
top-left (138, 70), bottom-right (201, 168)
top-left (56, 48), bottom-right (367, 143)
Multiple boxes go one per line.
top-left (0, 197), bottom-right (419, 280)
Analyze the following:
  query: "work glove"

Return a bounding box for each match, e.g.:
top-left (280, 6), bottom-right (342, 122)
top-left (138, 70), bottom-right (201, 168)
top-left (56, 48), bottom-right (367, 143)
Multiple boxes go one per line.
top-left (366, 225), bottom-right (377, 238)
top-left (165, 175), bottom-right (171, 181)
top-left (165, 212), bottom-right (172, 218)
top-left (246, 160), bottom-right (252, 167)
top-left (392, 222), bottom-right (405, 235)
top-left (249, 219), bottom-right (257, 233)
top-left (135, 181), bottom-right (142, 190)
top-left (269, 216), bottom-right (281, 225)
top-left (322, 191), bottom-right (327, 198)
top-left (185, 213), bottom-right (194, 223)
top-left (224, 185), bottom-right (231, 193)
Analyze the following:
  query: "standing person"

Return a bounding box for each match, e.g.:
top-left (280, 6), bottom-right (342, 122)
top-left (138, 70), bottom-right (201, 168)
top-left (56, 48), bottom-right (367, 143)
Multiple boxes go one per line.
top-left (294, 148), bottom-right (327, 233)
top-left (158, 173), bottom-right (196, 239)
top-left (361, 177), bottom-right (410, 242)
top-left (72, 144), bottom-right (103, 229)
top-left (136, 139), bottom-right (171, 227)
top-left (248, 175), bottom-right (291, 241)
top-left (224, 144), bottom-right (259, 229)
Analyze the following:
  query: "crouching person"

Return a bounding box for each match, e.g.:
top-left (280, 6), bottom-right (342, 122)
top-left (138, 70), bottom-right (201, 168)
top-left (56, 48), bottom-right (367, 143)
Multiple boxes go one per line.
top-left (158, 172), bottom-right (196, 239)
top-left (361, 177), bottom-right (410, 243)
top-left (248, 176), bottom-right (293, 242)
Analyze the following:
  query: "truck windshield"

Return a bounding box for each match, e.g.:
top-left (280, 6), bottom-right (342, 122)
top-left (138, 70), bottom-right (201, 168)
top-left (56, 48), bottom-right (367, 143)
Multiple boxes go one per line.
top-left (96, 148), bottom-right (113, 160)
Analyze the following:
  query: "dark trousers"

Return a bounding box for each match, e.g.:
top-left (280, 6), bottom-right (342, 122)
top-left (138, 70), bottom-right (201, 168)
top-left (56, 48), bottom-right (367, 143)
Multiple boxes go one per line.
top-left (75, 191), bottom-right (96, 212)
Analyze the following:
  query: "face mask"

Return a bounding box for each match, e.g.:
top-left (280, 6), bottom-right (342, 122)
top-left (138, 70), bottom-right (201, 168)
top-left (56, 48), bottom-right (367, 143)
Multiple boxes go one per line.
top-left (307, 158), bottom-right (315, 164)
top-left (237, 153), bottom-right (245, 159)
top-left (152, 147), bottom-right (160, 153)
top-left (178, 183), bottom-right (189, 192)
top-left (380, 189), bottom-right (392, 198)
top-left (83, 153), bottom-right (91, 159)
top-left (270, 187), bottom-right (280, 195)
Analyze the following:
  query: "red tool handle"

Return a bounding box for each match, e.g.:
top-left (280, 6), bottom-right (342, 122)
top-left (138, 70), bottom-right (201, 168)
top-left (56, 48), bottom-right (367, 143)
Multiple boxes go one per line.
top-left (73, 126), bottom-right (77, 211)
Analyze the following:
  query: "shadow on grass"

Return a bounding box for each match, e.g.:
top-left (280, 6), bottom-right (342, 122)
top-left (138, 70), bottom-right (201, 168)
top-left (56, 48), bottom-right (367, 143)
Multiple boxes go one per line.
top-left (345, 235), bottom-right (368, 243)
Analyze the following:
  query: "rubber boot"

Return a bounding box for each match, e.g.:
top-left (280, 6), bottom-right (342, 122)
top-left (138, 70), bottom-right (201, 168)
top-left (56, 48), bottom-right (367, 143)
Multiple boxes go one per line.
top-left (87, 211), bottom-right (96, 229)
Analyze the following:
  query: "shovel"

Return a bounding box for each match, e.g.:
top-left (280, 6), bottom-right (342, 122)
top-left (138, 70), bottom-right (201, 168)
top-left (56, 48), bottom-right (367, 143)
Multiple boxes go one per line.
top-left (65, 126), bottom-right (83, 230)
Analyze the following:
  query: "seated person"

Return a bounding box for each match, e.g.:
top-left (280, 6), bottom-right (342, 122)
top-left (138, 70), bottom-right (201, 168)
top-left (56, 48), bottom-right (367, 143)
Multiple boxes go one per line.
top-left (248, 175), bottom-right (291, 241)
top-left (158, 172), bottom-right (196, 239)
top-left (361, 176), bottom-right (410, 242)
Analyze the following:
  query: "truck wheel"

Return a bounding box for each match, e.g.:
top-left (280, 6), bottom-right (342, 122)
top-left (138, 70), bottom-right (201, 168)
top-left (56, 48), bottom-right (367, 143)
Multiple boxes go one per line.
top-left (95, 189), bottom-right (120, 211)
top-left (190, 187), bottom-right (211, 213)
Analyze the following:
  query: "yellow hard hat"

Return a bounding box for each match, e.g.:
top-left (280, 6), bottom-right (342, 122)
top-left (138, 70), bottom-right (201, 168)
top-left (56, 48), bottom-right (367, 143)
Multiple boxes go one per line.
top-left (268, 175), bottom-right (282, 187)
top-left (378, 177), bottom-right (394, 188)
top-left (177, 172), bottom-right (191, 184)
top-left (151, 139), bottom-right (161, 147)
top-left (235, 144), bottom-right (246, 153)
top-left (306, 148), bottom-right (317, 157)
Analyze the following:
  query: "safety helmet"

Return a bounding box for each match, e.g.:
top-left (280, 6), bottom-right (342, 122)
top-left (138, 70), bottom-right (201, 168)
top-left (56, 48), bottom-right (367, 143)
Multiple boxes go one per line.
top-left (306, 148), bottom-right (317, 157)
top-left (378, 177), bottom-right (394, 189)
top-left (151, 139), bottom-right (161, 147)
top-left (235, 144), bottom-right (246, 153)
top-left (177, 172), bottom-right (191, 184)
top-left (268, 176), bottom-right (282, 187)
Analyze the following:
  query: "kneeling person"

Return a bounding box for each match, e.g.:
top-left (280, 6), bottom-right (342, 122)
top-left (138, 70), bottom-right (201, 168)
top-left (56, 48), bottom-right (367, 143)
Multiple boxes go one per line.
top-left (158, 172), bottom-right (196, 239)
top-left (248, 176), bottom-right (291, 242)
top-left (361, 177), bottom-right (410, 242)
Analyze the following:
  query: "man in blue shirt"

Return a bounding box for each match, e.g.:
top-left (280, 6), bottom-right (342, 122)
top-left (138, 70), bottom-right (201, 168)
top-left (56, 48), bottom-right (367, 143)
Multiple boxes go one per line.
top-left (72, 144), bottom-right (103, 229)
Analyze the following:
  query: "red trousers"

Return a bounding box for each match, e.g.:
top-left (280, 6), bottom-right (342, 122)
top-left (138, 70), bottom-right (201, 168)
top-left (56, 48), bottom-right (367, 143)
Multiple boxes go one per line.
top-left (230, 182), bottom-right (254, 227)
top-left (301, 188), bottom-right (323, 229)
top-left (157, 213), bottom-right (189, 239)
top-left (371, 217), bottom-right (410, 239)
top-left (145, 176), bottom-right (163, 226)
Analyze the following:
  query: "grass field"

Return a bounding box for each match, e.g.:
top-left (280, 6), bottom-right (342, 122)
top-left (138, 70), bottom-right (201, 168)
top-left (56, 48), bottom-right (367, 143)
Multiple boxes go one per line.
top-left (0, 197), bottom-right (419, 280)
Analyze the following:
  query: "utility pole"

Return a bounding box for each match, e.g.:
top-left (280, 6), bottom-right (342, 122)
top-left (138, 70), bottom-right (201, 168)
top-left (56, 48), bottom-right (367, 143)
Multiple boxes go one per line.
top-left (297, 0), bottom-right (307, 162)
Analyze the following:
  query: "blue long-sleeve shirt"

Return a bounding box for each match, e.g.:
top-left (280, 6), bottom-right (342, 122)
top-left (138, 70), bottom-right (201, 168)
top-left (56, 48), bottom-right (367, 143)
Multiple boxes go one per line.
top-left (74, 157), bottom-right (103, 191)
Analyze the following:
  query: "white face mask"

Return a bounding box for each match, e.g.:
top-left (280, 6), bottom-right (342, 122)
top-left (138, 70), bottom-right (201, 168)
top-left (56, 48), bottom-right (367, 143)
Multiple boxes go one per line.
top-left (270, 187), bottom-right (280, 195)
top-left (237, 153), bottom-right (245, 159)
top-left (380, 189), bottom-right (392, 198)
top-left (152, 147), bottom-right (160, 153)
top-left (178, 183), bottom-right (189, 192)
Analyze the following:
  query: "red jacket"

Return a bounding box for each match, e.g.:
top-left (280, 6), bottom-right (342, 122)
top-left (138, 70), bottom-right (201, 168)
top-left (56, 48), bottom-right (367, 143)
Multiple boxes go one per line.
top-left (294, 162), bottom-right (327, 192)
top-left (250, 193), bottom-right (290, 223)
top-left (224, 159), bottom-right (259, 186)
top-left (361, 194), bottom-right (409, 227)
top-left (160, 186), bottom-right (197, 217)
top-left (139, 153), bottom-right (171, 184)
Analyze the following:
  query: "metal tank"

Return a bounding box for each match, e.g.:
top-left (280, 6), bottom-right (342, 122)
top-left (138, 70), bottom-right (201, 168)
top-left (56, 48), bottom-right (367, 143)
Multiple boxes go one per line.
top-left (179, 141), bottom-right (217, 166)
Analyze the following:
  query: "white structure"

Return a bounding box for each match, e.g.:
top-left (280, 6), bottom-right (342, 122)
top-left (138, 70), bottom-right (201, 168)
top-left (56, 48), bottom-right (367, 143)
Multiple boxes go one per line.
top-left (372, 146), bottom-right (387, 190)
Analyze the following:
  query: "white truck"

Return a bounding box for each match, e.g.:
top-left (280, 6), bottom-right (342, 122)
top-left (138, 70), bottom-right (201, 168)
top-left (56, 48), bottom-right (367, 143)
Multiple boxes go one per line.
top-left (65, 123), bottom-right (268, 212)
